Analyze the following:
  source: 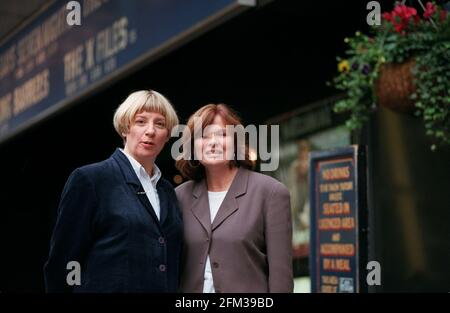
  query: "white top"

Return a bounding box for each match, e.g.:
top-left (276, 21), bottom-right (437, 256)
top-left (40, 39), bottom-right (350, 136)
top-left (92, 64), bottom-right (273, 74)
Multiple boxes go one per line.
top-left (203, 190), bottom-right (228, 293)
top-left (120, 149), bottom-right (162, 220)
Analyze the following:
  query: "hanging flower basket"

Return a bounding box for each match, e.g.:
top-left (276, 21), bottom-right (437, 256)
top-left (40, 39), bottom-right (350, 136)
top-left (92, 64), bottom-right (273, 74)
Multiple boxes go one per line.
top-left (375, 58), bottom-right (416, 113)
top-left (331, 1), bottom-right (450, 149)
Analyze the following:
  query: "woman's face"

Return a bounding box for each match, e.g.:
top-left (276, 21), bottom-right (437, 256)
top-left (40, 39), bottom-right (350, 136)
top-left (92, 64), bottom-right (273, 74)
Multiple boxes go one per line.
top-left (123, 110), bottom-right (168, 165)
top-left (195, 114), bottom-right (234, 168)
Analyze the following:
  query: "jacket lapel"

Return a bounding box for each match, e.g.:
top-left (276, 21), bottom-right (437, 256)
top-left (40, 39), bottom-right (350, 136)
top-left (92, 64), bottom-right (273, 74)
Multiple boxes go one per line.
top-left (211, 167), bottom-right (249, 231)
top-left (111, 149), bottom-right (162, 229)
top-left (190, 180), bottom-right (212, 237)
top-left (157, 182), bottom-right (168, 225)
top-left (211, 197), bottom-right (239, 231)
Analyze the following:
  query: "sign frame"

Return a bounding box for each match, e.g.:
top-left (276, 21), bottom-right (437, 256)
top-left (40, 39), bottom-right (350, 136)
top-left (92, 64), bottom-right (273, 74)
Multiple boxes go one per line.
top-left (309, 145), bottom-right (368, 293)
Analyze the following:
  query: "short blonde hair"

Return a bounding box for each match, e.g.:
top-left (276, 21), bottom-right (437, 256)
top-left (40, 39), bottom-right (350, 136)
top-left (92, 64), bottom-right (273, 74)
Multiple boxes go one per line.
top-left (113, 90), bottom-right (179, 140)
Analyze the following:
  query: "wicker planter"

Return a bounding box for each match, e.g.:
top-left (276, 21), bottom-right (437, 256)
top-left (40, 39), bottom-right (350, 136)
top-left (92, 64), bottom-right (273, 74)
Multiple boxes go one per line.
top-left (375, 58), bottom-right (416, 113)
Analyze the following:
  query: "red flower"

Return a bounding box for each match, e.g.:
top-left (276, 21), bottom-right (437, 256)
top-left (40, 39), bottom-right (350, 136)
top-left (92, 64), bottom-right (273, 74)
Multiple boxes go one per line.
top-left (394, 5), bottom-right (417, 20)
top-left (383, 4), bottom-right (419, 34)
top-left (424, 2), bottom-right (436, 18)
top-left (394, 23), bottom-right (404, 34)
top-left (382, 12), bottom-right (392, 22)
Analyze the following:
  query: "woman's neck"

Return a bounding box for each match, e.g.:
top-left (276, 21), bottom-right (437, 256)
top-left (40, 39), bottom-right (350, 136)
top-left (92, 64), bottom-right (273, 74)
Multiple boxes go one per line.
top-left (124, 147), bottom-right (154, 176)
top-left (205, 165), bottom-right (238, 192)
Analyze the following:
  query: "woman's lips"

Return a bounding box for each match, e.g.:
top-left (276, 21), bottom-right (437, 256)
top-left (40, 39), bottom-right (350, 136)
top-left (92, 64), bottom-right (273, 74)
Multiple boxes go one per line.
top-left (204, 150), bottom-right (225, 159)
top-left (205, 151), bottom-right (223, 155)
top-left (140, 141), bottom-right (155, 148)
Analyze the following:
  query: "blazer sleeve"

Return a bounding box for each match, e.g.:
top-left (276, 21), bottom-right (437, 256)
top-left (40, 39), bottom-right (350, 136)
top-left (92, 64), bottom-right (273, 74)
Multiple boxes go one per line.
top-left (264, 181), bottom-right (294, 292)
top-left (43, 168), bottom-right (97, 293)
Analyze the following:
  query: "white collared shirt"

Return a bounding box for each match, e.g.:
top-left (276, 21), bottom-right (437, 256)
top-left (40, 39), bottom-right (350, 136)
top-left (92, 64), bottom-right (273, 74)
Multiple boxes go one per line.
top-left (203, 190), bottom-right (228, 293)
top-left (120, 149), bottom-right (162, 220)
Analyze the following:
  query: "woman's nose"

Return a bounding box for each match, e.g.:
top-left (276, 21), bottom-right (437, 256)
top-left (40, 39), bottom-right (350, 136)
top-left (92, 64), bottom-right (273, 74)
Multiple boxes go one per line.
top-left (145, 124), bottom-right (156, 136)
top-left (208, 134), bottom-right (219, 145)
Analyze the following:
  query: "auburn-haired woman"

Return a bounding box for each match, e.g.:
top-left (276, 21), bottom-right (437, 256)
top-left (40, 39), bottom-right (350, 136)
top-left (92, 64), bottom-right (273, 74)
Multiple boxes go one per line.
top-left (175, 104), bottom-right (293, 293)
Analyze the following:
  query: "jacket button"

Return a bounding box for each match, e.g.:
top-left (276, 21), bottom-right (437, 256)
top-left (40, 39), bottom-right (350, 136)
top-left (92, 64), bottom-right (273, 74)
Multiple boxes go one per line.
top-left (216, 289), bottom-right (221, 293)
top-left (158, 237), bottom-right (165, 244)
top-left (213, 262), bottom-right (219, 268)
top-left (159, 264), bottom-right (166, 272)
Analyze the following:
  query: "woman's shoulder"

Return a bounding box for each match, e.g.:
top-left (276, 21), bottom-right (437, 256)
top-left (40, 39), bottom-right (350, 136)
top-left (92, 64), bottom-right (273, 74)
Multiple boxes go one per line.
top-left (246, 169), bottom-right (289, 193)
top-left (64, 158), bottom-right (117, 189)
top-left (175, 179), bottom-right (196, 196)
top-left (73, 158), bottom-right (112, 177)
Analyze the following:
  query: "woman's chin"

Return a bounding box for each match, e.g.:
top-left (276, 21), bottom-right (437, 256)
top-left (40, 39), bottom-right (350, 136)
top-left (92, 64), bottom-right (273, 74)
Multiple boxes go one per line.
top-left (135, 150), bottom-right (157, 161)
top-left (201, 158), bottom-right (228, 168)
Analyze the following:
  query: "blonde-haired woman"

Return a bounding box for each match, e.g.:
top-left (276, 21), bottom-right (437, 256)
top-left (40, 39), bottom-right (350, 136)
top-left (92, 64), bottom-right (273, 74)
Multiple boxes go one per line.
top-left (44, 90), bottom-right (183, 293)
top-left (176, 104), bottom-right (293, 293)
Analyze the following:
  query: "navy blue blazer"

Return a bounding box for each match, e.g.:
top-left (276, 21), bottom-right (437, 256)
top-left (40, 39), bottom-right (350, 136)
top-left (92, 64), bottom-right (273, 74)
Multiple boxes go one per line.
top-left (44, 149), bottom-right (183, 292)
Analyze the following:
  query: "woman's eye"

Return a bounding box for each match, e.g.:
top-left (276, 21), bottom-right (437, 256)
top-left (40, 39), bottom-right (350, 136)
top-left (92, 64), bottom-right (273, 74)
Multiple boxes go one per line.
top-left (135, 120), bottom-right (145, 125)
top-left (202, 131), bottom-right (226, 138)
top-left (156, 122), bottom-right (166, 128)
